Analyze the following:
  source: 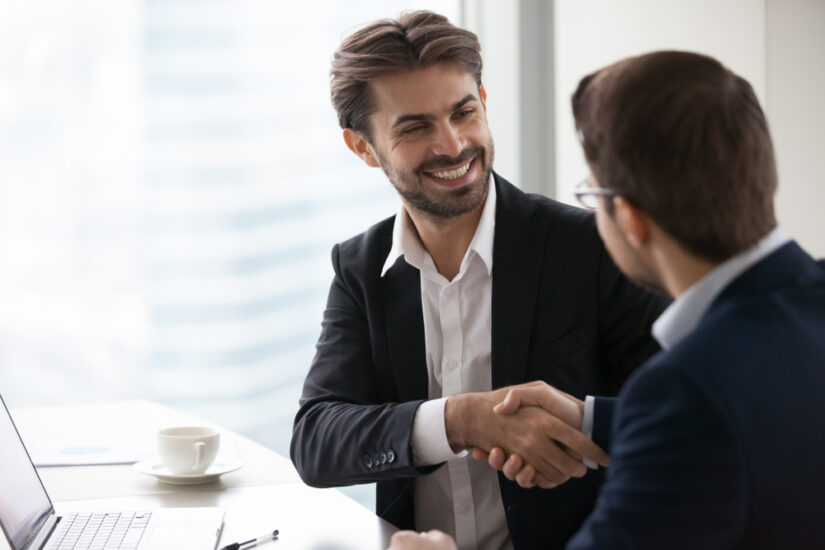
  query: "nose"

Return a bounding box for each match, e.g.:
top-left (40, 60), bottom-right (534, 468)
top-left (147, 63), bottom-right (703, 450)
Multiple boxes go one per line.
top-left (431, 121), bottom-right (465, 158)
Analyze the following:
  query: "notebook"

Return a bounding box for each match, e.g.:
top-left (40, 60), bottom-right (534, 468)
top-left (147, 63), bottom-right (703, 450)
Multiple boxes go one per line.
top-left (0, 395), bottom-right (224, 550)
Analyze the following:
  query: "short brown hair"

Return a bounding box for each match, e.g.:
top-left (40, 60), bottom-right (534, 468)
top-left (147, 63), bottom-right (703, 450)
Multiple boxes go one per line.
top-left (330, 10), bottom-right (482, 139)
top-left (573, 51), bottom-right (777, 262)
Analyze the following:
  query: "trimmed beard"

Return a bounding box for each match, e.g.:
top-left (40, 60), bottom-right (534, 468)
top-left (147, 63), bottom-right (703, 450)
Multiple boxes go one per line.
top-left (375, 143), bottom-right (494, 223)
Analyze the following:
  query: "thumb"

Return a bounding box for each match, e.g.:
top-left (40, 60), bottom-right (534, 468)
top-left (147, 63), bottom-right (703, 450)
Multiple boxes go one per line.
top-left (492, 389), bottom-right (521, 415)
top-left (495, 386), bottom-right (582, 428)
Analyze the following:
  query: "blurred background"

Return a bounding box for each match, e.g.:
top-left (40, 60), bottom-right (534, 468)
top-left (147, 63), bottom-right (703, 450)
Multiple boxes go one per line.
top-left (1, 0), bottom-right (823, 509)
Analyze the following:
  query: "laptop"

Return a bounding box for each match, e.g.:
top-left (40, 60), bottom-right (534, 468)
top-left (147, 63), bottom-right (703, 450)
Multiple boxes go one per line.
top-left (0, 395), bottom-right (225, 550)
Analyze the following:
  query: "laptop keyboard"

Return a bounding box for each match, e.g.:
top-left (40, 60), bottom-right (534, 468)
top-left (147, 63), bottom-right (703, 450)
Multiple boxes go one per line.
top-left (47, 512), bottom-right (152, 550)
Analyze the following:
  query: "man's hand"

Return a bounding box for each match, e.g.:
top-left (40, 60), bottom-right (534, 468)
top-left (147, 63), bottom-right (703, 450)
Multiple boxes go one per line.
top-left (444, 382), bottom-right (596, 487)
top-left (387, 530), bottom-right (457, 550)
top-left (470, 382), bottom-right (610, 489)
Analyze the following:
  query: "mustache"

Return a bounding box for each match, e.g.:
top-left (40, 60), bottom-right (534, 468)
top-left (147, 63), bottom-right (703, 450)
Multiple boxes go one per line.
top-left (415, 146), bottom-right (483, 174)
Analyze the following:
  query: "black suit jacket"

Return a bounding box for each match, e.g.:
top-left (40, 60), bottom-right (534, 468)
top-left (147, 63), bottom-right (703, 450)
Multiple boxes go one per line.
top-left (291, 174), bottom-right (666, 549)
top-left (568, 243), bottom-right (825, 549)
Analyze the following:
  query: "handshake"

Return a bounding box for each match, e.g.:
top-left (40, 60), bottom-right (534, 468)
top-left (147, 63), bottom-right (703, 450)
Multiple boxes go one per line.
top-left (445, 381), bottom-right (609, 489)
top-left (387, 382), bottom-right (609, 550)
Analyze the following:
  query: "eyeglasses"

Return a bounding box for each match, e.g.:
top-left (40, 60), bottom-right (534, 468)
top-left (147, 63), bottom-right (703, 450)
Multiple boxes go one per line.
top-left (573, 178), bottom-right (618, 210)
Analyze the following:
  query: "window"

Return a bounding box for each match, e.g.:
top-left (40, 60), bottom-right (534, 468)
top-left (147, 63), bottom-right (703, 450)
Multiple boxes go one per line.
top-left (0, 0), bottom-right (459, 508)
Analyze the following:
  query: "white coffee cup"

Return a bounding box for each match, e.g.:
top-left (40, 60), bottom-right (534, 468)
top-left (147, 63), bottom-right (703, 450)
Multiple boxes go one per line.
top-left (157, 426), bottom-right (220, 475)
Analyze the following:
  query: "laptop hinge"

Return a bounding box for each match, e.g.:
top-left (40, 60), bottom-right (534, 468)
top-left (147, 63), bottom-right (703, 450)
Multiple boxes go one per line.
top-left (27, 514), bottom-right (58, 550)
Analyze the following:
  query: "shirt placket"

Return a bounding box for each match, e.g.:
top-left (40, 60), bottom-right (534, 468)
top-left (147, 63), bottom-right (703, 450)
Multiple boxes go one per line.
top-left (439, 279), bottom-right (478, 549)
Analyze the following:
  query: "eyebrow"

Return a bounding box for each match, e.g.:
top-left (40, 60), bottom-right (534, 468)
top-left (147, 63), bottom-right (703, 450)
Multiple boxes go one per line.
top-left (391, 94), bottom-right (478, 129)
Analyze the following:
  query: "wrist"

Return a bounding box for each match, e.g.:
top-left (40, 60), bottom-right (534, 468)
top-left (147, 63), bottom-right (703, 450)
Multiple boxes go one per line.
top-left (444, 394), bottom-right (472, 453)
top-left (445, 389), bottom-right (508, 452)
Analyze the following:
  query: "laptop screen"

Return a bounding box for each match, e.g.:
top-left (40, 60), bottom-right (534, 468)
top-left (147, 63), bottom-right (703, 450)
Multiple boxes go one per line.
top-left (0, 396), bottom-right (54, 550)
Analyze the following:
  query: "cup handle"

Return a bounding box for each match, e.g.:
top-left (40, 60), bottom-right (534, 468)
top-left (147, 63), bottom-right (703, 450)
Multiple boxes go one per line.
top-left (193, 441), bottom-right (206, 471)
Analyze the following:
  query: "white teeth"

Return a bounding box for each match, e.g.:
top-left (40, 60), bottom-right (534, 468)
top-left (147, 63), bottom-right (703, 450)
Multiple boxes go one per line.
top-left (432, 161), bottom-right (471, 180)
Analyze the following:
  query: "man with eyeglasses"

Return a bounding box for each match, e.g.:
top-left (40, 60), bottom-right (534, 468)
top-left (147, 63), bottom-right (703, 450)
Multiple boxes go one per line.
top-left (291, 11), bottom-right (668, 550)
top-left (389, 50), bottom-right (825, 550)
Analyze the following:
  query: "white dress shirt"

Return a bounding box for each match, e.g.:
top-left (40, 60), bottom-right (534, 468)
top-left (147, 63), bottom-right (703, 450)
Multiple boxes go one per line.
top-left (381, 181), bottom-right (512, 550)
top-left (582, 228), bottom-right (790, 460)
top-left (651, 228), bottom-right (789, 350)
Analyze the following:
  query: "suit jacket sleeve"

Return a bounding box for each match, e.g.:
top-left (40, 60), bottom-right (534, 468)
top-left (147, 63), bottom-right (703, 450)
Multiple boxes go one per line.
top-left (290, 243), bottom-right (436, 487)
top-left (566, 364), bottom-right (747, 550)
top-left (591, 397), bottom-right (615, 452)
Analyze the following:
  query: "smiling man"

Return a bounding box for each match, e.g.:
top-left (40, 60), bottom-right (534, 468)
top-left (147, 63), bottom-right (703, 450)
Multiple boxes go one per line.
top-left (290, 11), bottom-right (665, 550)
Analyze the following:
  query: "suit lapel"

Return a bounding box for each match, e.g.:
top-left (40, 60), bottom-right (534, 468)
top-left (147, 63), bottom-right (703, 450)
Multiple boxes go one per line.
top-left (382, 259), bottom-right (429, 402)
top-left (491, 175), bottom-right (550, 389)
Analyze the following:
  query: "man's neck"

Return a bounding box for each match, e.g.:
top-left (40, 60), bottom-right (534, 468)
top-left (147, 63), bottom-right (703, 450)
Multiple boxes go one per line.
top-left (651, 241), bottom-right (717, 298)
top-left (406, 202), bottom-right (485, 281)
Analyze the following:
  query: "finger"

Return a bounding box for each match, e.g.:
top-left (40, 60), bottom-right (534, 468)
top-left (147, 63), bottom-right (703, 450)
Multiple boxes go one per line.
top-left (514, 464), bottom-right (536, 488)
top-left (471, 448), bottom-right (489, 461)
top-left (533, 437), bottom-right (588, 479)
top-left (487, 447), bottom-right (506, 470)
top-left (544, 419), bottom-right (610, 468)
top-left (515, 424), bottom-right (588, 480)
top-left (423, 530), bottom-right (458, 549)
top-left (494, 386), bottom-right (582, 428)
top-left (533, 472), bottom-right (559, 490)
top-left (525, 449), bottom-right (571, 486)
top-left (493, 382), bottom-right (555, 415)
top-left (493, 389), bottom-right (521, 415)
top-left (389, 530), bottom-right (420, 545)
top-left (556, 441), bottom-right (582, 462)
top-left (501, 453), bottom-right (524, 480)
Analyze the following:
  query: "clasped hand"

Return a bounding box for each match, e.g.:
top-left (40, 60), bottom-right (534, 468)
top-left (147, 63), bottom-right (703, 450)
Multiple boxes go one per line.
top-left (447, 381), bottom-right (609, 489)
top-left (387, 382), bottom-right (610, 550)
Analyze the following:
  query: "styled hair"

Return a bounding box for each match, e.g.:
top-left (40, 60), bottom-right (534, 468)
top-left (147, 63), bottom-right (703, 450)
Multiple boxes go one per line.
top-left (572, 51), bottom-right (777, 262)
top-left (330, 10), bottom-right (482, 140)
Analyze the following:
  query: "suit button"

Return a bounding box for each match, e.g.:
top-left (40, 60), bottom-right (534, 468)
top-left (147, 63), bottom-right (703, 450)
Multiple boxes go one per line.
top-left (362, 454), bottom-right (373, 469)
top-left (387, 450), bottom-right (396, 463)
top-left (379, 452), bottom-right (388, 464)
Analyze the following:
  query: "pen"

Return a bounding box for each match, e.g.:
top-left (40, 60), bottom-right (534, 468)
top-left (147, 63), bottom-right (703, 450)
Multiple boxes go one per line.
top-left (219, 529), bottom-right (279, 550)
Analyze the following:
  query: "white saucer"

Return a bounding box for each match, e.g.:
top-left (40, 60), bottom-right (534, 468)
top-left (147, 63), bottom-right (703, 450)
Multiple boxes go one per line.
top-left (133, 457), bottom-right (243, 485)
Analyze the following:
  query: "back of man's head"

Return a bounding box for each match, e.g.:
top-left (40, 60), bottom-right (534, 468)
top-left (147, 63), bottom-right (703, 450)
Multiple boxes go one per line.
top-left (573, 51), bottom-right (777, 263)
top-left (330, 10), bottom-right (482, 141)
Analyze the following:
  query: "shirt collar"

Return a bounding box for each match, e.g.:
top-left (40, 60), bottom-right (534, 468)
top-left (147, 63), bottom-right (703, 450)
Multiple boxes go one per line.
top-left (381, 175), bottom-right (496, 277)
top-left (652, 227), bottom-right (789, 350)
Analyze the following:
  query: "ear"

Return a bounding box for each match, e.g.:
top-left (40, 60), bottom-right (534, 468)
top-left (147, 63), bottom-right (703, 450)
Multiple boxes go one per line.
top-left (613, 196), bottom-right (650, 250)
top-left (343, 129), bottom-right (380, 168)
top-left (479, 84), bottom-right (487, 112)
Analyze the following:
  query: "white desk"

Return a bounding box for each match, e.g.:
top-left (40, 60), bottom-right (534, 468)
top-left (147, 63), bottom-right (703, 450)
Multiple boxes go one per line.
top-left (7, 401), bottom-right (397, 550)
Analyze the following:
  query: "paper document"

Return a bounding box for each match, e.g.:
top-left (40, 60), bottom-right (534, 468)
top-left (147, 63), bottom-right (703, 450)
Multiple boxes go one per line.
top-left (27, 438), bottom-right (152, 467)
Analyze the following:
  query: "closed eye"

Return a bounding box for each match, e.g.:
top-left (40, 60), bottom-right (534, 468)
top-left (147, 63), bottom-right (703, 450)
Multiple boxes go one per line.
top-left (401, 124), bottom-right (427, 135)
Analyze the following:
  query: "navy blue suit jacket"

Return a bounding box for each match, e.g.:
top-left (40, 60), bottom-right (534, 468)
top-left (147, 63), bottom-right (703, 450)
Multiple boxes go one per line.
top-left (569, 242), bottom-right (825, 549)
top-left (291, 174), bottom-right (666, 549)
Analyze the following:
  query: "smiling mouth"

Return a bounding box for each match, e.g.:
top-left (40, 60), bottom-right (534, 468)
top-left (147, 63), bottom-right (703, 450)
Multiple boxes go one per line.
top-left (430, 161), bottom-right (472, 180)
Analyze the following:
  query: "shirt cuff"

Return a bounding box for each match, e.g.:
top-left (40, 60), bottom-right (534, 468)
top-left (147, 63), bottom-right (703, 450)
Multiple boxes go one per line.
top-left (582, 395), bottom-right (597, 469)
top-left (411, 397), bottom-right (469, 466)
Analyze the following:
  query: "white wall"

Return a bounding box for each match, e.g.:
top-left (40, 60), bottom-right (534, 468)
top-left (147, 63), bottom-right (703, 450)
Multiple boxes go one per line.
top-left (554, 0), bottom-right (825, 257)
top-left (554, 0), bottom-right (766, 200)
top-left (463, 0), bottom-right (522, 184)
top-left (766, 0), bottom-right (825, 257)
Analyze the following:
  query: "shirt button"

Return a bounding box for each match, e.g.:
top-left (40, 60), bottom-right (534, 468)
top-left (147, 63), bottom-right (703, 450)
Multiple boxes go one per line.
top-left (362, 455), bottom-right (373, 469)
top-left (457, 501), bottom-right (471, 514)
top-left (445, 359), bottom-right (459, 371)
top-left (387, 450), bottom-right (396, 463)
